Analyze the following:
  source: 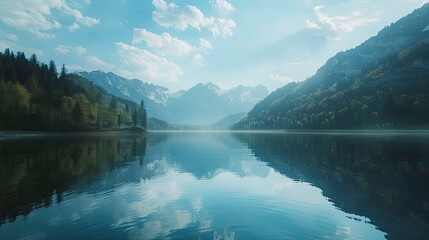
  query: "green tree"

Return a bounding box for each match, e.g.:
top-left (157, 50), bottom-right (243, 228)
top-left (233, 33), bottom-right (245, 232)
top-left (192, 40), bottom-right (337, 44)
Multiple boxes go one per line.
top-left (61, 96), bottom-right (76, 127)
top-left (118, 112), bottom-right (122, 128)
top-left (60, 64), bottom-right (67, 80)
top-left (72, 102), bottom-right (84, 128)
top-left (110, 97), bottom-right (117, 110)
top-left (26, 76), bottom-right (43, 105)
top-left (141, 109), bottom-right (147, 128)
top-left (0, 80), bottom-right (6, 114)
top-left (109, 97), bottom-right (118, 127)
top-left (49, 60), bottom-right (57, 77)
top-left (13, 82), bottom-right (31, 113)
top-left (139, 100), bottom-right (147, 128)
top-left (48, 60), bottom-right (57, 91)
top-left (133, 110), bottom-right (138, 127)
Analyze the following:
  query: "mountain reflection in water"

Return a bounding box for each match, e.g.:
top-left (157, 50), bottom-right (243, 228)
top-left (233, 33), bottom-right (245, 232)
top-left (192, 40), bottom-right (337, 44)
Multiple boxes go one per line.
top-left (0, 132), bottom-right (428, 239)
top-left (233, 132), bottom-right (429, 240)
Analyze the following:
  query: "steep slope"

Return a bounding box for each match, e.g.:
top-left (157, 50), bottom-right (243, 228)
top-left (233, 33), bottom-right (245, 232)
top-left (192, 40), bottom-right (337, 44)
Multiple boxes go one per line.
top-left (213, 112), bottom-right (247, 128)
top-left (78, 71), bottom-right (269, 125)
top-left (147, 117), bottom-right (170, 130)
top-left (233, 4), bottom-right (429, 130)
top-left (78, 71), bottom-right (171, 120)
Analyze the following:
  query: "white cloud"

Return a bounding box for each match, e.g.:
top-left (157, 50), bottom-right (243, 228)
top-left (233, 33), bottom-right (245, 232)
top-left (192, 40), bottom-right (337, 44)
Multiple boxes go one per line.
top-left (305, 19), bottom-right (321, 30)
top-left (0, 0), bottom-right (99, 39)
top-left (0, 31), bottom-right (18, 42)
top-left (312, 5), bottom-right (377, 33)
top-left (61, 2), bottom-right (99, 27)
top-left (66, 64), bottom-right (85, 72)
top-left (204, 17), bottom-right (236, 38)
top-left (28, 47), bottom-right (44, 56)
top-left (400, 0), bottom-right (429, 4)
top-left (192, 54), bottom-right (204, 66)
top-left (152, 0), bottom-right (203, 30)
top-left (151, 0), bottom-right (236, 38)
top-left (0, 41), bottom-right (13, 51)
top-left (86, 55), bottom-right (113, 70)
top-left (0, 38), bottom-right (43, 56)
top-left (68, 0), bottom-right (92, 10)
top-left (55, 45), bottom-right (86, 55)
top-left (55, 45), bottom-right (70, 54)
top-left (268, 73), bottom-right (295, 83)
top-left (132, 28), bottom-right (192, 56)
top-left (269, 61), bottom-right (321, 85)
top-left (116, 42), bottom-right (183, 82)
top-left (68, 22), bottom-right (80, 31)
top-left (75, 46), bottom-right (86, 55)
top-left (211, 0), bottom-right (235, 12)
top-left (199, 38), bottom-right (213, 50)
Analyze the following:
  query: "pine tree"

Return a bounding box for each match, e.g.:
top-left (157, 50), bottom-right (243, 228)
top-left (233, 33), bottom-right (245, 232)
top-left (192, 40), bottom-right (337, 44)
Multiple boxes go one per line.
top-left (60, 64), bottom-right (67, 80)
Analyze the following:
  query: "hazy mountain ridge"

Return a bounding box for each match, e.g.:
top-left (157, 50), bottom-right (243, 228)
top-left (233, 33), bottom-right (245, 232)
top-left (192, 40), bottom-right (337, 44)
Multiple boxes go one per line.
top-left (233, 4), bottom-right (429, 130)
top-left (213, 112), bottom-right (247, 128)
top-left (78, 71), bottom-right (269, 125)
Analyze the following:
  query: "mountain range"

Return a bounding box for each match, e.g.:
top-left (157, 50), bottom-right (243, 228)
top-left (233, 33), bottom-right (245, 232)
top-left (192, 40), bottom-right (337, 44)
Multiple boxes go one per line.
top-left (233, 3), bottom-right (429, 130)
top-left (78, 71), bottom-right (268, 125)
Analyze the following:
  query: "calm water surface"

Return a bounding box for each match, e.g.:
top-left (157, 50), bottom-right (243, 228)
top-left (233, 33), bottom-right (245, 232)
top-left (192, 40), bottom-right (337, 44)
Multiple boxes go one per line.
top-left (0, 131), bottom-right (428, 239)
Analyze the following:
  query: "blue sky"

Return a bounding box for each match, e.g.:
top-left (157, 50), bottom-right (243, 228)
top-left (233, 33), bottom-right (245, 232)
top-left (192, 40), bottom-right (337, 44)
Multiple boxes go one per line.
top-left (0, 0), bottom-right (428, 91)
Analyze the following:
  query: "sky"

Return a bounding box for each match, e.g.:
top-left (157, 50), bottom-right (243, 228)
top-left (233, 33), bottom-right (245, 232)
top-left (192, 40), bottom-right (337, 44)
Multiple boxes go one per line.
top-left (0, 0), bottom-right (428, 92)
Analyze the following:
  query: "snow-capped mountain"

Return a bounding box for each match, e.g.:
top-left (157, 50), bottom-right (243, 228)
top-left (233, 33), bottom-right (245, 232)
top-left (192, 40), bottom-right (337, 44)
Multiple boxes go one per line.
top-left (77, 71), bottom-right (269, 125)
top-left (224, 84), bottom-right (269, 104)
top-left (78, 71), bottom-right (171, 119)
top-left (78, 71), bottom-right (171, 105)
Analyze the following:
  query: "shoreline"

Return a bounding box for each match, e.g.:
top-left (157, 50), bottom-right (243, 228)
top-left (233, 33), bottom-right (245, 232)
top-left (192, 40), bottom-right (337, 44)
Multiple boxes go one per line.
top-left (0, 127), bottom-right (147, 141)
top-left (2, 128), bottom-right (429, 141)
top-left (150, 129), bottom-right (429, 135)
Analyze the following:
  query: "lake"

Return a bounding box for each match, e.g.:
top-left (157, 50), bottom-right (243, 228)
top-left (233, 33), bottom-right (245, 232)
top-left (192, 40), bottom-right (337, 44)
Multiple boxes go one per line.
top-left (0, 131), bottom-right (428, 239)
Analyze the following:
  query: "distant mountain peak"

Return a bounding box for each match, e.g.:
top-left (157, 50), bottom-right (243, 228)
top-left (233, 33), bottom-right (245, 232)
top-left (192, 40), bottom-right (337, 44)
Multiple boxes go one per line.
top-left (195, 82), bottom-right (220, 88)
top-left (205, 82), bottom-right (223, 94)
top-left (190, 82), bottom-right (223, 95)
top-left (77, 70), bottom-right (269, 125)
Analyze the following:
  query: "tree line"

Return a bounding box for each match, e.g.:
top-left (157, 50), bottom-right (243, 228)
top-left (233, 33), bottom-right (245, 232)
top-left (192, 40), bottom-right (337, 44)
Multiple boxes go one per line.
top-left (0, 49), bottom-right (147, 131)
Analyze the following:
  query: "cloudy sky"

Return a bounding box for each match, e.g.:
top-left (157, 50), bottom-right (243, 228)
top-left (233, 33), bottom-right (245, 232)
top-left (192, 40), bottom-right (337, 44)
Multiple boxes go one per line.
top-left (0, 0), bottom-right (428, 91)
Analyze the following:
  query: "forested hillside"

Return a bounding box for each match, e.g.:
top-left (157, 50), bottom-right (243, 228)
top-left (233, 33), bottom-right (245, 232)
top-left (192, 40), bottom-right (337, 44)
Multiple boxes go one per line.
top-left (233, 4), bottom-right (429, 130)
top-left (0, 49), bottom-right (147, 131)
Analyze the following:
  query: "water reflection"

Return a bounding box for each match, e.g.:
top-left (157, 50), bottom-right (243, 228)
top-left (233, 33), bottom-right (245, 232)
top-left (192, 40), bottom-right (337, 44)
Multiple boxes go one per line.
top-left (0, 132), bottom-right (427, 239)
top-left (233, 132), bottom-right (429, 240)
top-left (0, 136), bottom-right (148, 225)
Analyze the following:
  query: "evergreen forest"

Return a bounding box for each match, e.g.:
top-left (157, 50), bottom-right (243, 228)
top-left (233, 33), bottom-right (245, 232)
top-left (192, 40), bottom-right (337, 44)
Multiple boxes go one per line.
top-left (0, 49), bottom-right (147, 131)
